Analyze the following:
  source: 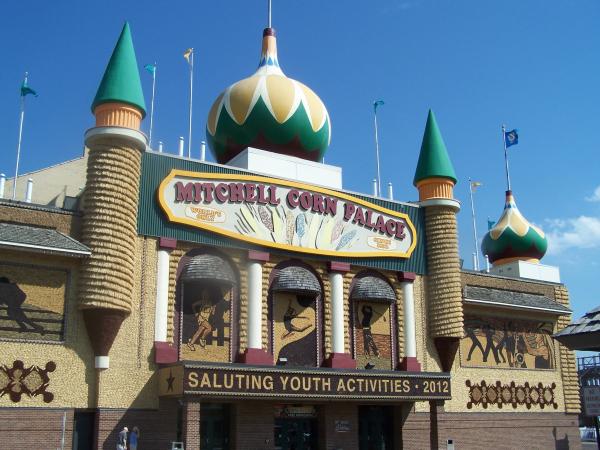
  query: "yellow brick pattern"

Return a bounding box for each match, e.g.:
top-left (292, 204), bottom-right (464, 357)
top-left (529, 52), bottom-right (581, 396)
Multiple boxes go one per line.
top-left (554, 285), bottom-right (581, 413)
top-left (391, 278), bottom-right (405, 358)
top-left (261, 259), bottom-right (276, 352)
top-left (424, 206), bottom-right (463, 338)
top-left (79, 143), bottom-right (141, 313)
top-left (0, 250), bottom-right (95, 408)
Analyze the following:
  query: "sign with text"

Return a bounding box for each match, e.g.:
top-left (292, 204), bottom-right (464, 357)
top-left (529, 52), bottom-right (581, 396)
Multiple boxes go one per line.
top-left (159, 364), bottom-right (451, 401)
top-left (583, 386), bottom-right (600, 417)
top-left (158, 171), bottom-right (417, 258)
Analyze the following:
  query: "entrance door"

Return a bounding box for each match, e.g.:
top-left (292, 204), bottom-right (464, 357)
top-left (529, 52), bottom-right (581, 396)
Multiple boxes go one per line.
top-left (274, 418), bottom-right (318, 450)
top-left (200, 403), bottom-right (230, 450)
top-left (72, 411), bottom-right (95, 450)
top-left (358, 405), bottom-right (393, 450)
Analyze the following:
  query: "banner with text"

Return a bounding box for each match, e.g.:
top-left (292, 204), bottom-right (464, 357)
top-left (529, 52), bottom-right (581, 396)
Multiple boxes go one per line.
top-left (158, 171), bottom-right (417, 258)
top-left (158, 364), bottom-right (451, 401)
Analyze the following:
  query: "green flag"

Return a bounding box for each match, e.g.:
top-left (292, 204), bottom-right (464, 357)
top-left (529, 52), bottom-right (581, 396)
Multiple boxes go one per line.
top-left (20, 80), bottom-right (38, 97)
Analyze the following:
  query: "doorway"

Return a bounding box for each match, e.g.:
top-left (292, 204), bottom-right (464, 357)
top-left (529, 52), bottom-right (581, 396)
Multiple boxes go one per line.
top-left (200, 403), bottom-right (230, 450)
top-left (274, 417), bottom-right (318, 450)
top-left (72, 411), bottom-right (95, 450)
top-left (358, 405), bottom-right (393, 450)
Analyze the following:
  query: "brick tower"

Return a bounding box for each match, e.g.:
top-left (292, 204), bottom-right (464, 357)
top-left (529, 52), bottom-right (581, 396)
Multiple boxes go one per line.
top-left (79, 22), bottom-right (147, 369)
top-left (413, 109), bottom-right (463, 371)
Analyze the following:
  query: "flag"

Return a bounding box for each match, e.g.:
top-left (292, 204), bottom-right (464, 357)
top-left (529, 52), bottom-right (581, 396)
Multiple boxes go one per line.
top-left (20, 80), bottom-right (38, 97)
top-left (470, 181), bottom-right (482, 192)
top-left (183, 48), bottom-right (193, 64)
top-left (504, 129), bottom-right (518, 147)
top-left (373, 100), bottom-right (384, 112)
top-left (144, 63), bottom-right (156, 74)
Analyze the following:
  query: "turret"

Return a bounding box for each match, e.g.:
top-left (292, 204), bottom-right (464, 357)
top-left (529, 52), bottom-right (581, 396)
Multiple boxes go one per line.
top-left (206, 27), bottom-right (331, 164)
top-left (413, 110), bottom-right (463, 372)
top-left (482, 190), bottom-right (548, 266)
top-left (79, 22), bottom-right (147, 369)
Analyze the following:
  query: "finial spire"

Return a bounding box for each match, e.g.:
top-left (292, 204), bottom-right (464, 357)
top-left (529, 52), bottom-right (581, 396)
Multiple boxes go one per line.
top-left (91, 22), bottom-right (146, 116)
top-left (267, 0), bottom-right (272, 28)
top-left (413, 109), bottom-right (457, 186)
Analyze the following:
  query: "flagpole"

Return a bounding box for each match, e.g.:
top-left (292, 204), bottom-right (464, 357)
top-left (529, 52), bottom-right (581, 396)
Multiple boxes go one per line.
top-left (12, 74), bottom-right (27, 201)
top-left (468, 178), bottom-right (480, 271)
top-left (188, 50), bottom-right (194, 159)
top-left (502, 124), bottom-right (512, 191)
top-left (373, 102), bottom-right (382, 197)
top-left (149, 62), bottom-right (156, 148)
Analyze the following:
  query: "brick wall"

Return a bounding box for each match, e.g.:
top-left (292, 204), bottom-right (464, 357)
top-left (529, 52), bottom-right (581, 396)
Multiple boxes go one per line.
top-left (319, 403), bottom-right (358, 450)
top-left (96, 399), bottom-right (179, 450)
top-left (233, 401), bottom-right (274, 449)
top-left (401, 404), bottom-right (581, 450)
top-left (0, 407), bottom-right (74, 450)
top-left (182, 399), bottom-right (200, 450)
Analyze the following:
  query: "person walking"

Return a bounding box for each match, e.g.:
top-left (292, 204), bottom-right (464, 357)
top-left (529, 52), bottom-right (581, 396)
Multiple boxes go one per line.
top-left (117, 426), bottom-right (128, 450)
top-left (129, 426), bottom-right (139, 450)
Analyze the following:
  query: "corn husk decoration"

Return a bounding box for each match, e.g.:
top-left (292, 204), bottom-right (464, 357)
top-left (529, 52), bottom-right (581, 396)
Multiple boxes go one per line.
top-left (331, 220), bottom-right (345, 243)
top-left (285, 210), bottom-right (295, 244)
top-left (258, 205), bottom-right (274, 232)
top-left (306, 214), bottom-right (322, 248)
top-left (316, 217), bottom-right (334, 249)
top-left (336, 230), bottom-right (357, 251)
top-left (295, 213), bottom-right (307, 246)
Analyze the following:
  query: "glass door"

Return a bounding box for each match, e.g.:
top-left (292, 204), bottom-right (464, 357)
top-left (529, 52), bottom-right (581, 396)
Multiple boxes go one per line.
top-left (358, 405), bottom-right (393, 450)
top-left (200, 403), bottom-right (230, 450)
top-left (274, 418), bottom-right (318, 450)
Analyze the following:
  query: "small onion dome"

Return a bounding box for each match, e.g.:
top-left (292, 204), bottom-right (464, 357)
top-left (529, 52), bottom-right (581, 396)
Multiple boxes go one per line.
top-left (206, 27), bottom-right (331, 164)
top-left (481, 191), bottom-right (548, 266)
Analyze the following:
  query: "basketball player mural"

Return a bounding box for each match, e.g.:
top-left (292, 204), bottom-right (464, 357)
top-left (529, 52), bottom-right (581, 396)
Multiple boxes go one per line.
top-left (354, 301), bottom-right (393, 370)
top-left (461, 315), bottom-right (555, 369)
top-left (273, 293), bottom-right (317, 367)
top-left (182, 285), bottom-right (231, 362)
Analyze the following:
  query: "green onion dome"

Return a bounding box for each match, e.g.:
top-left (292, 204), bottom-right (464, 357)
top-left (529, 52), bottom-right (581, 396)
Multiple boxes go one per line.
top-left (206, 28), bottom-right (331, 164)
top-left (481, 191), bottom-right (548, 266)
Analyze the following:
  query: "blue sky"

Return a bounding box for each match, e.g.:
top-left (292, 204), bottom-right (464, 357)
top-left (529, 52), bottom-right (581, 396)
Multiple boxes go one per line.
top-left (1, 1), bottom-right (599, 327)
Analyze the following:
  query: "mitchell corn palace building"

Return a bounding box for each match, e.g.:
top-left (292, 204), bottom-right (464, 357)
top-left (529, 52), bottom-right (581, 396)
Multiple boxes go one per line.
top-left (0, 20), bottom-right (582, 450)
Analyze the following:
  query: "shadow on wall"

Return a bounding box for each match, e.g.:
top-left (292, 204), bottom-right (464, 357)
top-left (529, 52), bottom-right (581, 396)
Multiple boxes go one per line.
top-left (0, 277), bottom-right (46, 334)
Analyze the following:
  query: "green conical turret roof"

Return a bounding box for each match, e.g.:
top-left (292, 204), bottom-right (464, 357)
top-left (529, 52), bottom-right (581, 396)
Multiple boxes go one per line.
top-left (413, 109), bottom-right (457, 185)
top-left (91, 22), bottom-right (146, 116)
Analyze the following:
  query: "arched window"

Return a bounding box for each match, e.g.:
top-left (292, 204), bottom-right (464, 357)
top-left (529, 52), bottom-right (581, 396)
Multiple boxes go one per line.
top-left (350, 272), bottom-right (397, 370)
top-left (176, 250), bottom-right (238, 363)
top-left (269, 262), bottom-right (323, 367)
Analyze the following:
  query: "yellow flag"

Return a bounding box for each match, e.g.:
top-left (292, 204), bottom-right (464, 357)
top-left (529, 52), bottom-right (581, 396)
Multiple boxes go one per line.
top-left (183, 48), bottom-right (193, 64)
top-left (470, 181), bottom-right (482, 191)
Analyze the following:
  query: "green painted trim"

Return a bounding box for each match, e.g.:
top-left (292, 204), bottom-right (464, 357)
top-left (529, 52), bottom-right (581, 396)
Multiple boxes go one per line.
top-left (137, 152), bottom-right (427, 274)
top-left (91, 22), bottom-right (146, 116)
top-left (413, 109), bottom-right (457, 185)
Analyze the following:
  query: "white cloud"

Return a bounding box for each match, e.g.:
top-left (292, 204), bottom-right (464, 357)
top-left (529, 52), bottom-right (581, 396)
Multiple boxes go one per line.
top-left (546, 216), bottom-right (600, 254)
top-left (585, 185), bottom-right (600, 202)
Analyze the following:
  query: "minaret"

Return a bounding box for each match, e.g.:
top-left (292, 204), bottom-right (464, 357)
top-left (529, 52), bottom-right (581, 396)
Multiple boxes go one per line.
top-left (79, 22), bottom-right (147, 369)
top-left (413, 109), bottom-right (463, 372)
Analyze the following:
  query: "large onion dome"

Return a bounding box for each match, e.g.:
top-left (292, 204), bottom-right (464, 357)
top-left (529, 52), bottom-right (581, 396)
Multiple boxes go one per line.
top-left (206, 28), bottom-right (331, 164)
top-left (481, 191), bottom-right (548, 266)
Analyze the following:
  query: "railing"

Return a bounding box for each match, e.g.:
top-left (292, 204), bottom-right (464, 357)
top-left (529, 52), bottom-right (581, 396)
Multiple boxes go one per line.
top-left (578, 355), bottom-right (600, 370)
top-left (579, 354), bottom-right (600, 386)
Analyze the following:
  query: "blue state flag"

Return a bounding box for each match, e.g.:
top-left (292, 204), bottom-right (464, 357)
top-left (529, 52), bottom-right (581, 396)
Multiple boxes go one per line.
top-left (504, 129), bottom-right (518, 148)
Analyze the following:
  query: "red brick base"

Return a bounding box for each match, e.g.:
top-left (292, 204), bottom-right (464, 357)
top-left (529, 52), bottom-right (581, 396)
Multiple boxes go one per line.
top-left (0, 403), bottom-right (582, 449)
